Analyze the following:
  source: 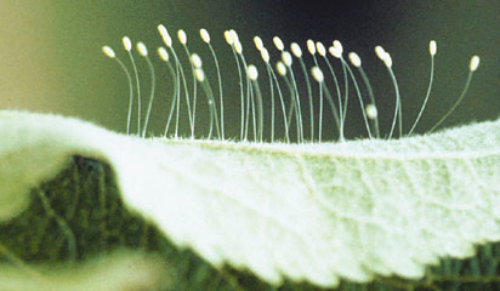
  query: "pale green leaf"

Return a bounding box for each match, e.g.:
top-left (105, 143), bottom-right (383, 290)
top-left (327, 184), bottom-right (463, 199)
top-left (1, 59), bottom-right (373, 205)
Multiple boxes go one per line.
top-left (1, 110), bottom-right (500, 290)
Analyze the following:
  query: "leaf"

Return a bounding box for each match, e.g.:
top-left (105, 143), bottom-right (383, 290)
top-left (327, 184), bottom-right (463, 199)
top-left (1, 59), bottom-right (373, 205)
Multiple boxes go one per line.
top-left (0, 248), bottom-right (173, 291)
top-left (1, 109), bottom-right (500, 290)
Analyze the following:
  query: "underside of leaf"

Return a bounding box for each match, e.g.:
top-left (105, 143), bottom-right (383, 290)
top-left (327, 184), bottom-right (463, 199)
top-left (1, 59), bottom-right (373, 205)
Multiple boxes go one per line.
top-left (1, 110), bottom-right (500, 290)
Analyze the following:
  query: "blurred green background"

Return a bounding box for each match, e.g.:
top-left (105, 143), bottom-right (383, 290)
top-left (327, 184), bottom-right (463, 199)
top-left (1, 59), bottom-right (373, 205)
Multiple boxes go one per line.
top-left (1, 0), bottom-right (499, 140)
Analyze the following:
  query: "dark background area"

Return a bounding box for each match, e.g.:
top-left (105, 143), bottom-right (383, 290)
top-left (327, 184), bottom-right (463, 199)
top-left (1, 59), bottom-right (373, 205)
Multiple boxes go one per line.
top-left (1, 0), bottom-right (499, 140)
